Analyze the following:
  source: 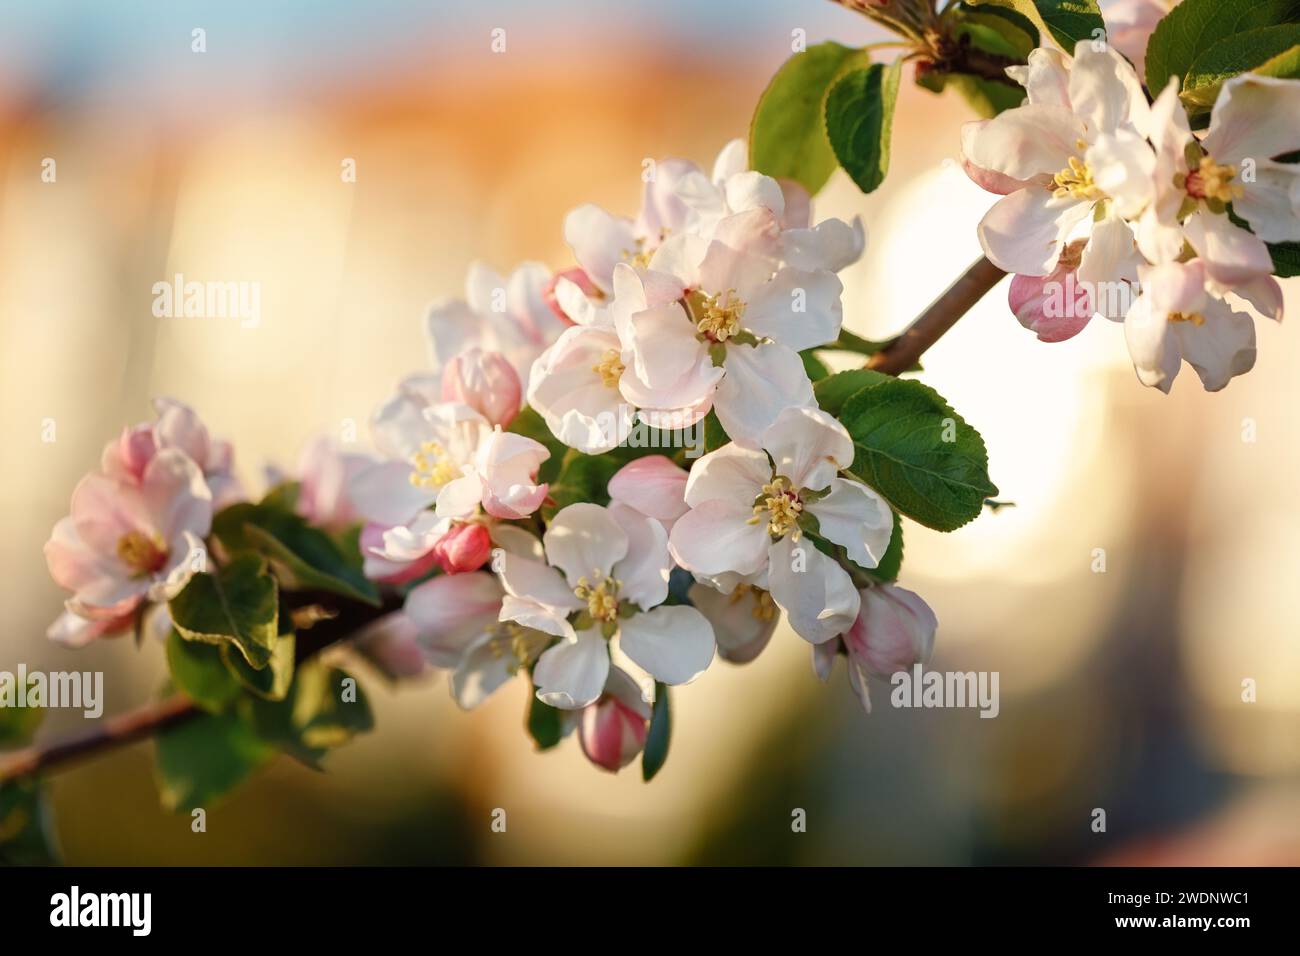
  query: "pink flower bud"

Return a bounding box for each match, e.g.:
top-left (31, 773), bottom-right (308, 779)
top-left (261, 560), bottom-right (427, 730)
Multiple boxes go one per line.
top-left (607, 455), bottom-right (690, 531)
top-left (844, 584), bottom-right (937, 680)
top-left (441, 348), bottom-right (521, 427)
top-left (579, 674), bottom-right (651, 772)
top-left (542, 268), bottom-right (598, 325)
top-left (1008, 252), bottom-right (1093, 343)
top-left (102, 424), bottom-right (159, 482)
top-left (431, 522), bottom-right (492, 575)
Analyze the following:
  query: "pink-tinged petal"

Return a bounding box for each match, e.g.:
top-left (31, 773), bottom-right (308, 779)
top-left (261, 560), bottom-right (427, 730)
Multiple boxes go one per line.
top-left (500, 595), bottom-right (576, 641)
top-left (403, 570), bottom-right (503, 664)
top-left (371, 390), bottom-right (435, 461)
top-left (45, 517), bottom-right (111, 592)
top-left (963, 104), bottom-right (1084, 181)
top-left (688, 582), bottom-right (777, 664)
top-left (961, 121), bottom-right (1032, 195)
top-left (579, 667), bottom-right (651, 772)
top-left (152, 397), bottom-right (211, 468)
top-left (778, 178), bottom-right (813, 230)
top-left (1008, 269), bottom-right (1092, 341)
top-left (544, 269), bottom-right (599, 326)
top-left (474, 429), bottom-right (549, 520)
top-left (424, 298), bottom-right (483, 375)
top-left (608, 503), bottom-right (671, 610)
top-left (1234, 275), bottom-right (1284, 322)
top-left (668, 499), bottom-right (771, 578)
top-left (697, 240), bottom-right (776, 304)
top-left (353, 612), bottom-right (431, 680)
top-left (1077, 215), bottom-right (1141, 322)
top-left (69, 472), bottom-right (147, 556)
top-left (498, 551), bottom-right (583, 612)
top-left (617, 351), bottom-right (722, 416)
top-left (430, 521), bottom-right (493, 574)
top-left (47, 606), bottom-right (136, 648)
top-left (618, 605), bottom-right (715, 685)
top-left (1010, 47), bottom-right (1071, 109)
top-left (683, 443), bottom-right (770, 508)
top-left (807, 477), bottom-right (894, 570)
top-left (360, 523), bottom-right (440, 584)
top-left (714, 342), bottom-right (814, 448)
top-left (646, 232), bottom-right (710, 289)
top-left (564, 204), bottom-right (638, 294)
top-left (766, 535), bottom-right (860, 645)
top-left (350, 459), bottom-right (436, 527)
top-left (528, 325), bottom-right (632, 454)
top-left (779, 216), bottom-right (866, 272)
top-left (1172, 298), bottom-right (1257, 392)
top-left (1123, 285), bottom-right (1182, 394)
top-left (608, 456), bottom-right (690, 528)
top-left (1233, 160), bottom-right (1300, 245)
top-left (978, 187), bottom-right (1091, 276)
top-left (711, 207), bottom-right (782, 261)
top-left (845, 584), bottom-right (936, 679)
top-left (1183, 211), bottom-right (1274, 290)
top-left (762, 405), bottom-right (853, 492)
top-left (724, 170), bottom-right (785, 218)
top-left (1204, 73), bottom-right (1300, 167)
top-left (544, 503), bottom-right (628, 587)
top-left (101, 424), bottom-right (158, 483)
top-left (452, 631), bottom-right (522, 709)
top-left (506, 260), bottom-right (560, 347)
top-left (1105, 0), bottom-right (1166, 80)
top-left (626, 301), bottom-right (703, 390)
top-left (534, 630), bottom-right (610, 709)
top-left (637, 157), bottom-right (702, 241)
top-left (142, 448), bottom-right (213, 541)
top-left (440, 348), bottom-right (522, 427)
top-left (743, 267), bottom-right (843, 351)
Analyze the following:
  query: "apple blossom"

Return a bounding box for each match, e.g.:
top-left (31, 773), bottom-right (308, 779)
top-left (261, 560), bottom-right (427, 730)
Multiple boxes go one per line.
top-left (578, 667), bottom-right (652, 772)
top-left (1104, 0), bottom-right (1176, 79)
top-left (607, 455), bottom-right (690, 533)
top-left (287, 435), bottom-right (374, 533)
top-left (1122, 259), bottom-right (1257, 393)
top-left (497, 503), bottom-right (715, 709)
top-left (440, 347), bottom-right (522, 427)
top-left (351, 611), bottom-right (431, 681)
top-left (813, 583), bottom-right (937, 713)
top-left (688, 581), bottom-right (778, 665)
top-left (669, 406), bottom-right (893, 645)
top-left (429, 520), bottom-right (492, 575)
top-left (45, 449), bottom-right (213, 632)
top-left (526, 321), bottom-right (639, 454)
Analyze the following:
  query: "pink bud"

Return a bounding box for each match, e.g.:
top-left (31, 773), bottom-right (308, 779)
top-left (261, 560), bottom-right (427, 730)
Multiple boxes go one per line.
top-left (441, 348), bottom-right (521, 427)
top-left (431, 522), bottom-right (492, 575)
top-left (580, 694), bottom-right (649, 772)
top-left (542, 268), bottom-right (598, 325)
top-left (360, 522), bottom-right (441, 585)
top-left (103, 424), bottom-right (158, 482)
top-left (607, 455), bottom-right (690, 530)
top-left (1008, 255), bottom-right (1092, 343)
top-left (844, 584), bottom-right (937, 680)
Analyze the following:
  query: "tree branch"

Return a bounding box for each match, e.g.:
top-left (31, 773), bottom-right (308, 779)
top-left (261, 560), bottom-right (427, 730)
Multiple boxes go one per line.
top-left (866, 255), bottom-right (1006, 375)
top-left (2, 258), bottom-right (1008, 787)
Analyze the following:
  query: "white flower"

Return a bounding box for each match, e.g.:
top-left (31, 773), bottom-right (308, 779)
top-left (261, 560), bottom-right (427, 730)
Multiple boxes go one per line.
top-left (688, 581), bottom-right (779, 664)
top-left (1122, 259), bottom-right (1257, 392)
top-left (349, 390), bottom-right (549, 573)
top-left (668, 406), bottom-right (893, 644)
top-left (1138, 74), bottom-right (1300, 302)
top-left (498, 503), bottom-right (716, 709)
top-left (426, 260), bottom-right (569, 384)
top-left (963, 42), bottom-right (1153, 282)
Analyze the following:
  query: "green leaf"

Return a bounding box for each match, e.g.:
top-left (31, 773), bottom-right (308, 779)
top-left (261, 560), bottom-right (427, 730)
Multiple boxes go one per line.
top-left (641, 683), bottom-right (671, 782)
top-left (920, 70), bottom-right (1027, 118)
top-left (155, 708), bottom-right (275, 812)
top-left (508, 405), bottom-right (567, 485)
top-left (828, 328), bottom-right (891, 357)
top-left (213, 502), bottom-right (379, 607)
top-left (0, 700), bottom-right (43, 749)
top-left (1145, 0), bottom-right (1300, 98)
top-left (0, 779), bottom-right (60, 865)
top-left (866, 510), bottom-right (905, 583)
top-left (221, 630), bottom-right (295, 702)
top-left (969, 0), bottom-right (1104, 53)
top-left (1267, 240), bottom-right (1300, 277)
top-left (955, 2), bottom-right (1040, 58)
top-left (800, 349), bottom-right (830, 382)
top-left (544, 448), bottom-right (620, 519)
top-left (245, 662), bottom-right (372, 768)
top-left (166, 629), bottom-right (244, 712)
top-left (825, 59), bottom-right (904, 195)
top-left (260, 481), bottom-right (301, 512)
top-left (839, 379), bottom-right (998, 532)
top-left (168, 554), bottom-right (280, 669)
top-left (813, 368), bottom-right (892, 417)
top-left (750, 41), bottom-right (866, 195)
top-left (1181, 25), bottom-right (1300, 110)
top-left (704, 410), bottom-right (730, 453)
top-left (526, 693), bottom-right (564, 751)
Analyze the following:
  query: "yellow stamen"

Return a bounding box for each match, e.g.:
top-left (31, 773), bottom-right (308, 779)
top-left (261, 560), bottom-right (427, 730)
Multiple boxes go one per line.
top-left (485, 622), bottom-right (549, 674)
top-left (593, 349), bottom-right (625, 388)
top-left (1051, 154), bottom-right (1105, 202)
top-left (694, 289), bottom-right (746, 342)
top-left (1185, 155), bottom-right (1242, 204)
top-left (408, 441), bottom-right (458, 490)
top-left (574, 573), bottom-right (622, 623)
top-left (730, 583), bottom-right (778, 622)
top-left (116, 530), bottom-right (167, 576)
top-left (747, 476), bottom-right (803, 538)
top-left (1168, 310), bottom-right (1205, 326)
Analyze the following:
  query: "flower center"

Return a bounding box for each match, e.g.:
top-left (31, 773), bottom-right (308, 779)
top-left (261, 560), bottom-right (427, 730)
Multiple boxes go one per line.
top-left (408, 441), bottom-right (458, 490)
top-left (748, 476), bottom-right (803, 539)
top-left (1051, 151), bottom-right (1105, 203)
top-left (574, 573), bottom-right (621, 623)
top-left (1182, 155), bottom-right (1241, 204)
top-left (730, 583), bottom-right (778, 622)
top-left (116, 530), bottom-right (167, 576)
top-left (592, 349), bottom-right (625, 388)
top-left (692, 289), bottom-right (746, 342)
top-left (485, 621), bottom-right (550, 674)
top-left (1168, 310), bottom-right (1205, 326)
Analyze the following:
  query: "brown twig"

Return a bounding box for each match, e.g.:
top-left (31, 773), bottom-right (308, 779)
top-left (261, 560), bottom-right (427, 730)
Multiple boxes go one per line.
top-left (866, 255), bottom-right (1006, 375)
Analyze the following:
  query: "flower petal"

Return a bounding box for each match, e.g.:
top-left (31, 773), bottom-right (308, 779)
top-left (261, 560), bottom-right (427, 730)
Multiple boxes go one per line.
top-left (762, 405), bottom-right (853, 492)
top-left (807, 477), bottom-right (894, 570)
top-left (617, 605), bottom-right (715, 685)
top-left (534, 629), bottom-right (610, 709)
top-left (767, 535), bottom-right (860, 645)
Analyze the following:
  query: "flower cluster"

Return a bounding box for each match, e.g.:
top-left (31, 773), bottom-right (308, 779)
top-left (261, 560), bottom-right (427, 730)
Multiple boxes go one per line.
top-left (964, 41), bottom-right (1298, 392)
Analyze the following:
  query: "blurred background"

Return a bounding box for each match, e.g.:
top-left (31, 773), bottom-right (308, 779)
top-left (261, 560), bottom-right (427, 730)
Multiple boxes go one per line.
top-left (1, 0), bottom-right (1297, 865)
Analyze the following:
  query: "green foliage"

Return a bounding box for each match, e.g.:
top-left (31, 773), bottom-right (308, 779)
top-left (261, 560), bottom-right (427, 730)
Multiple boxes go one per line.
top-left (642, 683), bottom-right (671, 782)
top-left (168, 554), bottom-right (280, 669)
top-left (1180, 26), bottom-right (1300, 109)
top-left (703, 410), bottom-right (730, 454)
top-left (825, 60), bottom-right (904, 195)
top-left (165, 629), bottom-right (244, 712)
top-left (155, 708), bottom-right (276, 812)
top-left (1145, 0), bottom-right (1300, 100)
top-left (800, 349), bottom-right (830, 382)
top-left (1266, 240), bottom-right (1300, 278)
top-left (750, 42), bottom-right (866, 195)
top-left (969, 0), bottom-right (1104, 53)
top-left (866, 510), bottom-right (905, 583)
top-left (0, 779), bottom-right (60, 865)
top-left (526, 692), bottom-right (564, 751)
top-left (244, 661), bottom-right (373, 769)
top-left (0, 700), bottom-right (43, 749)
top-left (222, 630), bottom-right (296, 702)
top-left (213, 491), bottom-right (379, 606)
top-left (508, 405), bottom-right (568, 484)
top-left (813, 368), bottom-right (892, 417)
top-left (838, 378), bottom-right (998, 532)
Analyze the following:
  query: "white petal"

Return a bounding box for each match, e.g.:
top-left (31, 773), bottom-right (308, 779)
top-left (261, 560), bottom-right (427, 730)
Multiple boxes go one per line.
top-left (348, 460), bottom-right (435, 527)
top-left (743, 267), bottom-right (843, 351)
top-left (452, 632), bottom-right (518, 709)
top-left (1204, 73), bottom-right (1300, 166)
top-left (762, 405), bottom-right (853, 491)
top-left (668, 500), bottom-right (771, 577)
top-left (683, 443), bottom-right (770, 507)
top-left (714, 342), bottom-right (814, 448)
top-left (617, 605), bottom-right (715, 685)
top-left (1183, 210), bottom-right (1274, 290)
top-left (808, 478), bottom-right (894, 570)
top-left (767, 536), bottom-right (860, 645)
top-left (1068, 40), bottom-right (1149, 137)
top-left (1173, 299), bottom-right (1256, 392)
top-left (534, 630), bottom-right (610, 709)
top-left (564, 204), bottom-right (637, 293)
top-left (498, 551), bottom-right (581, 611)
top-left (688, 583), bottom-right (777, 664)
top-left (963, 104), bottom-right (1084, 180)
top-left (1123, 289), bottom-right (1181, 393)
top-left (977, 188), bottom-right (1091, 276)
top-left (544, 503), bottom-right (629, 587)
top-left (609, 503), bottom-right (671, 610)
